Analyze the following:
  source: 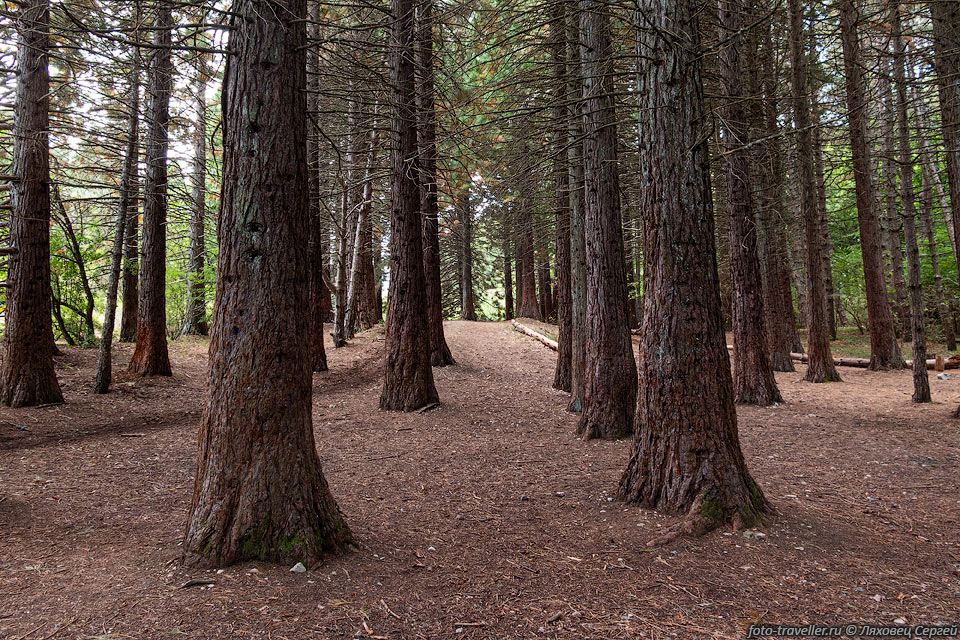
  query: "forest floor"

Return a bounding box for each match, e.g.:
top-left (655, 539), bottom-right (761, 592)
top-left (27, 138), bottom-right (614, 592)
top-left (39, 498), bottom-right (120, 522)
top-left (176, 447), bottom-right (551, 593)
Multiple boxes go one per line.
top-left (1, 320), bottom-right (959, 639)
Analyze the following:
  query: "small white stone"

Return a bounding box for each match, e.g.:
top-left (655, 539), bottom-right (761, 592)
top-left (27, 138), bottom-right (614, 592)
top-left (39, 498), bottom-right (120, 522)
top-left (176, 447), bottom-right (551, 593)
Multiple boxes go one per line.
top-left (290, 562), bottom-right (307, 573)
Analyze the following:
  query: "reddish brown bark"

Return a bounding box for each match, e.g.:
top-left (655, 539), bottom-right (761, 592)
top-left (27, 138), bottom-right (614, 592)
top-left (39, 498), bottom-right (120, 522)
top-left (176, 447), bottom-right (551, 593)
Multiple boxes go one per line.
top-left (787, 0), bottom-right (840, 383)
top-left (307, 0), bottom-right (327, 372)
top-left (719, 0), bottom-right (781, 406)
top-left (128, 0), bottom-right (172, 377)
top-left (839, 0), bottom-right (903, 370)
top-left (183, 0), bottom-right (351, 567)
top-left (619, 0), bottom-right (768, 537)
top-left (552, 0), bottom-right (572, 393)
top-left (567, 0), bottom-right (586, 413)
top-left (0, 0), bottom-right (63, 407)
top-left (380, 0), bottom-right (440, 411)
top-left (575, 0), bottom-right (636, 440)
top-left (891, 2), bottom-right (930, 403)
top-left (417, 0), bottom-right (454, 364)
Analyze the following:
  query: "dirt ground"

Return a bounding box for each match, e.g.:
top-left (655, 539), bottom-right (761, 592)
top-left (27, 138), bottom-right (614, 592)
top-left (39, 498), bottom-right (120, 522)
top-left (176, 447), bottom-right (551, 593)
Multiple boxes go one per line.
top-left (1, 320), bottom-right (958, 639)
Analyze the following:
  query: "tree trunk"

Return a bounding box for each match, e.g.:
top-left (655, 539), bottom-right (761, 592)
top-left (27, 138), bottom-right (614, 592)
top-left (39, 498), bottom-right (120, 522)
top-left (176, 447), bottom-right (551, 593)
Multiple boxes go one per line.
top-left (755, 10), bottom-right (798, 371)
top-left (787, 0), bottom-right (840, 383)
top-left (619, 0), bottom-right (769, 538)
top-left (128, 0), bottom-right (172, 377)
top-left (94, 46), bottom-right (140, 394)
top-left (181, 50), bottom-right (208, 337)
top-left (537, 258), bottom-right (553, 321)
top-left (458, 189), bottom-right (477, 321)
top-left (516, 195), bottom-right (540, 319)
top-left (307, 0), bottom-right (328, 372)
top-left (719, 0), bottom-right (781, 405)
top-left (345, 126), bottom-right (379, 339)
top-left (552, 0), bottom-right (572, 393)
top-left (930, 0), bottom-right (960, 293)
top-left (416, 0), bottom-right (454, 364)
top-left (880, 62), bottom-right (910, 339)
top-left (576, 0), bottom-right (636, 440)
top-left (839, 0), bottom-right (903, 370)
top-left (53, 188), bottom-right (96, 344)
top-left (503, 218), bottom-right (514, 320)
top-left (380, 0), bottom-right (440, 411)
top-left (568, 0), bottom-right (586, 413)
top-left (119, 190), bottom-right (139, 343)
top-left (891, 2), bottom-right (931, 403)
top-left (183, 0), bottom-right (351, 567)
top-left (0, 0), bottom-right (62, 407)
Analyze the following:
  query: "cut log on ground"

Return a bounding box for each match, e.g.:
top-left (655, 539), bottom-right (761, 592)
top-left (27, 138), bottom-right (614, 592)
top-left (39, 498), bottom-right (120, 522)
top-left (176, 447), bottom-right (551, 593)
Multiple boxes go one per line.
top-left (511, 320), bottom-right (558, 351)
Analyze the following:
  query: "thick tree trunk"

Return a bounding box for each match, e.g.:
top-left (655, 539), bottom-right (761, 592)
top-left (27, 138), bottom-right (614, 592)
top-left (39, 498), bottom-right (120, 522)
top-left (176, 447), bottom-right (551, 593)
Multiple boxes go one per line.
top-left (839, 0), bottom-right (903, 370)
top-left (128, 0), bottom-right (172, 377)
top-left (94, 47), bottom-right (140, 394)
top-left (416, 0), bottom-right (454, 364)
top-left (787, 0), bottom-right (840, 383)
top-left (891, 2), bottom-right (931, 403)
top-left (576, 0), bottom-right (636, 440)
top-left (183, 0), bottom-right (351, 567)
top-left (181, 52), bottom-right (208, 337)
top-left (552, 0), bottom-right (572, 393)
top-left (719, 0), bottom-right (781, 405)
top-left (307, 0), bottom-right (328, 372)
top-left (380, 0), bottom-right (440, 411)
top-left (619, 0), bottom-right (768, 538)
top-left (0, 0), bottom-right (62, 407)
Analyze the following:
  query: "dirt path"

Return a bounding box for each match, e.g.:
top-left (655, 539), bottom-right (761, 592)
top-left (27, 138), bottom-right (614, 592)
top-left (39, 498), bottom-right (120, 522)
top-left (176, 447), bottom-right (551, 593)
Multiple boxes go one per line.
top-left (1, 321), bottom-right (958, 639)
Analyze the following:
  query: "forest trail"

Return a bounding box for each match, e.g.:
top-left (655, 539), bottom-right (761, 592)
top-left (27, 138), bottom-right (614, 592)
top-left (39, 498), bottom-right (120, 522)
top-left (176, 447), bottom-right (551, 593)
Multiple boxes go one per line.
top-left (1, 321), bottom-right (959, 638)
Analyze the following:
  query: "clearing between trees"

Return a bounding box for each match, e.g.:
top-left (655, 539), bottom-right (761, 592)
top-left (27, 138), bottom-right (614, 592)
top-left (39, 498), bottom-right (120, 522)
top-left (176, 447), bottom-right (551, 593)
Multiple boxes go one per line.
top-left (1, 321), bottom-right (957, 639)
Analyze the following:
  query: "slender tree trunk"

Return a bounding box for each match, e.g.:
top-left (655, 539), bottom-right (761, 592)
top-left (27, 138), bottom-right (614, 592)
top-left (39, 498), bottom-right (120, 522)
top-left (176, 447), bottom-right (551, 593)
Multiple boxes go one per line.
top-left (811, 102), bottom-right (838, 339)
top-left (619, 0), bottom-right (768, 538)
top-left (416, 0), bottom-right (454, 363)
top-left (537, 258), bottom-right (553, 321)
top-left (880, 62), bottom-right (910, 338)
top-left (307, 0), bottom-right (328, 372)
top-left (930, 0), bottom-right (960, 288)
top-left (891, 2), bottom-right (931, 403)
top-left (552, 0), bottom-right (572, 392)
top-left (839, 0), bottom-right (903, 370)
top-left (516, 195), bottom-right (540, 319)
top-left (576, 0), bottom-right (636, 440)
top-left (53, 189), bottom-right (96, 344)
top-left (755, 10), bottom-right (798, 370)
top-left (568, 0), bottom-right (586, 412)
top-left (503, 222), bottom-right (514, 320)
top-left (182, 51), bottom-right (208, 337)
top-left (128, 0), bottom-right (172, 377)
top-left (719, 0), bottom-right (781, 405)
top-left (119, 190), bottom-right (139, 343)
top-left (919, 131), bottom-right (955, 352)
top-left (457, 190), bottom-right (477, 321)
top-left (94, 47), bottom-right (140, 394)
top-left (787, 0), bottom-right (840, 382)
top-left (345, 126), bottom-right (378, 339)
top-left (183, 0), bottom-right (351, 567)
top-left (380, 0), bottom-right (440, 411)
top-left (0, 0), bottom-right (62, 407)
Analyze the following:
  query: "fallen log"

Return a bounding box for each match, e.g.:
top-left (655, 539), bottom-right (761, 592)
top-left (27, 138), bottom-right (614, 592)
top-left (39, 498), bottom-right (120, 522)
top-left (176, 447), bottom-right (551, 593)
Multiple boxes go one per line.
top-left (510, 320), bottom-right (558, 351)
top-left (724, 344), bottom-right (959, 370)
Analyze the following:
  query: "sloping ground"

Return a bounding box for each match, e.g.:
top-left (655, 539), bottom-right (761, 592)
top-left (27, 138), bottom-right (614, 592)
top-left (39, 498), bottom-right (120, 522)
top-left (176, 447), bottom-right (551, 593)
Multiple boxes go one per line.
top-left (0, 321), bottom-right (958, 639)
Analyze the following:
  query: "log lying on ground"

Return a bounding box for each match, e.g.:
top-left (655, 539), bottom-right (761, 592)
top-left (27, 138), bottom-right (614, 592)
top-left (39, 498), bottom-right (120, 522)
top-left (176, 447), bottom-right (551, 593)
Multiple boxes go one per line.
top-left (510, 320), bottom-right (558, 351)
top-left (724, 345), bottom-right (959, 370)
top-left (517, 321), bottom-right (958, 371)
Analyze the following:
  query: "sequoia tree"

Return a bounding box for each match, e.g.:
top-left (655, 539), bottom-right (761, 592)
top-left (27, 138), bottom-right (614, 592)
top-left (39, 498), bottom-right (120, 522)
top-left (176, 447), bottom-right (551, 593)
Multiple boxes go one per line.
top-left (417, 0), bottom-right (454, 364)
top-left (838, 0), bottom-right (902, 369)
top-left (183, 0), bottom-right (351, 566)
top-left (128, 0), bottom-right (173, 377)
top-left (787, 0), bottom-right (840, 383)
top-left (552, 1), bottom-right (572, 393)
top-left (0, 0), bottom-right (63, 407)
top-left (718, 0), bottom-right (781, 405)
top-left (576, 0), bottom-right (636, 440)
top-left (619, 0), bottom-right (769, 537)
top-left (380, 0), bottom-right (440, 411)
